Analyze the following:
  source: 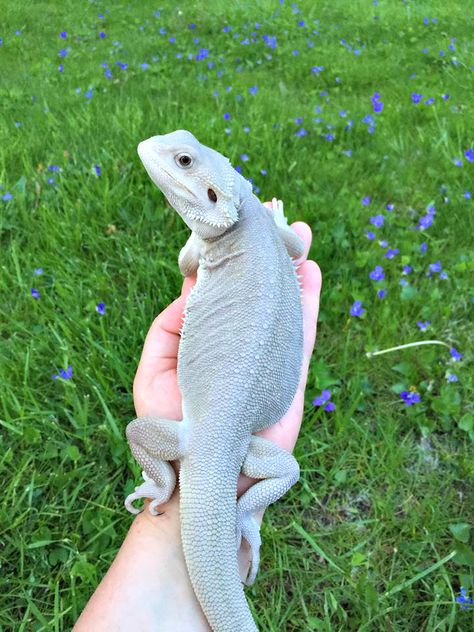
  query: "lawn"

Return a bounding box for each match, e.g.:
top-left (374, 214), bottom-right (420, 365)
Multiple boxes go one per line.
top-left (0, 1), bottom-right (473, 630)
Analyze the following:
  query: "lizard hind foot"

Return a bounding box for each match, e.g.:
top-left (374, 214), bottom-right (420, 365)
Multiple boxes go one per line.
top-left (124, 471), bottom-right (167, 516)
top-left (236, 513), bottom-right (262, 586)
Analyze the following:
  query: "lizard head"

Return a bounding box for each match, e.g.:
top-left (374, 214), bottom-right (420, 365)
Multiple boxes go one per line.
top-left (137, 129), bottom-right (251, 239)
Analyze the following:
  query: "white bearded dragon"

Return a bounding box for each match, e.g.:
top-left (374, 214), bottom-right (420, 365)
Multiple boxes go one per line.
top-left (125, 130), bottom-right (305, 632)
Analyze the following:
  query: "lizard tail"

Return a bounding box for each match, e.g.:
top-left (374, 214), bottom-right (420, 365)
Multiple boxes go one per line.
top-left (179, 454), bottom-right (258, 632)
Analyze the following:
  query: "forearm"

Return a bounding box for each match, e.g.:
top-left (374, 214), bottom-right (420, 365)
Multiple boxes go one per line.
top-left (74, 484), bottom-right (260, 632)
top-left (74, 493), bottom-right (211, 632)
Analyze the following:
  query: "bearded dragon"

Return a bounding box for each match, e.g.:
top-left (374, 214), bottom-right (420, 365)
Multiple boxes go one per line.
top-left (125, 129), bottom-right (304, 632)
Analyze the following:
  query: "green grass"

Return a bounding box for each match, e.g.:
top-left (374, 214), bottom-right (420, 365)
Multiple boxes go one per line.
top-left (1, 1), bottom-right (473, 630)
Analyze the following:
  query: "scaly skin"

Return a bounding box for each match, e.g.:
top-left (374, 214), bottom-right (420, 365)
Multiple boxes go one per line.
top-left (125, 130), bottom-right (304, 632)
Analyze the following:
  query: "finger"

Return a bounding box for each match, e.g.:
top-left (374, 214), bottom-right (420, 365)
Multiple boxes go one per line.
top-left (290, 221), bottom-right (312, 264)
top-left (299, 259), bottom-right (322, 374)
top-left (135, 276), bottom-right (197, 380)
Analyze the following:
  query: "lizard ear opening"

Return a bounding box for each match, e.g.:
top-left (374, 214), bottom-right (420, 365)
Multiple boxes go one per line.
top-left (208, 188), bottom-right (217, 202)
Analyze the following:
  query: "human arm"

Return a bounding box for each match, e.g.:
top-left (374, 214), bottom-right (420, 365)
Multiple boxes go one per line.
top-left (74, 218), bottom-right (322, 632)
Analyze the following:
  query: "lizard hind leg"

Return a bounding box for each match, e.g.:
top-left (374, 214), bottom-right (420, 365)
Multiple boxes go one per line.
top-left (124, 416), bottom-right (187, 515)
top-left (236, 435), bottom-right (300, 586)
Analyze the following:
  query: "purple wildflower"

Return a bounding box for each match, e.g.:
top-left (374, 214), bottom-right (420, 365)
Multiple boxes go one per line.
top-left (400, 391), bottom-right (421, 406)
top-left (465, 148), bottom-right (474, 162)
top-left (84, 89), bottom-right (93, 99)
top-left (324, 401), bottom-right (336, 412)
top-left (295, 127), bottom-right (308, 137)
top-left (249, 86), bottom-right (258, 95)
top-left (59, 49), bottom-right (68, 58)
top-left (312, 390), bottom-right (331, 406)
top-left (34, 268), bottom-right (43, 275)
top-left (450, 347), bottom-right (463, 362)
top-left (429, 260), bottom-right (442, 273)
top-left (369, 265), bottom-right (385, 281)
top-left (446, 373), bottom-right (458, 382)
top-left (94, 165), bottom-right (101, 176)
top-left (420, 242), bottom-right (427, 253)
top-left (350, 300), bottom-right (365, 317)
top-left (60, 31), bottom-right (67, 39)
top-left (417, 320), bottom-right (431, 331)
top-left (240, 153), bottom-right (249, 162)
top-left (223, 112), bottom-right (230, 120)
top-left (2, 191), bottom-right (12, 201)
top-left (362, 196), bottom-right (371, 206)
top-left (411, 93), bottom-right (423, 104)
top-left (52, 365), bottom-right (73, 380)
top-left (31, 288), bottom-right (40, 299)
top-left (366, 230), bottom-right (375, 240)
top-left (370, 214), bottom-right (384, 227)
top-left (385, 248), bottom-right (399, 259)
top-left (96, 302), bottom-right (106, 315)
top-left (377, 289), bottom-right (387, 299)
top-left (402, 265), bottom-right (412, 275)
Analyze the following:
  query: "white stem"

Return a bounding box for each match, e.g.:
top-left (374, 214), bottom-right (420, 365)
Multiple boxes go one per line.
top-left (366, 340), bottom-right (451, 358)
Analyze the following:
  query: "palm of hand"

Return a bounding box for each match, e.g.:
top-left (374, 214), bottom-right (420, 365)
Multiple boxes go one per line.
top-left (133, 214), bottom-right (321, 497)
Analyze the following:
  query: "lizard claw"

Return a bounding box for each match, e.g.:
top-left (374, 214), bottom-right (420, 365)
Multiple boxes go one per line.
top-left (125, 471), bottom-right (166, 516)
top-left (236, 513), bottom-right (262, 586)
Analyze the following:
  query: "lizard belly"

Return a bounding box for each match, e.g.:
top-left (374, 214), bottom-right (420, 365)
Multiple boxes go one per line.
top-left (177, 236), bottom-right (303, 433)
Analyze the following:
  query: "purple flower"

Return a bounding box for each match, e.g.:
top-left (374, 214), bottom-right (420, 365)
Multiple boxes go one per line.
top-left (249, 86), bottom-right (258, 95)
top-left (350, 300), bottom-right (365, 317)
top-left (450, 347), bottom-right (463, 362)
top-left (402, 265), bottom-right (412, 275)
top-left (34, 268), bottom-right (43, 275)
top-left (417, 320), bottom-right (431, 331)
top-left (60, 31), bottom-right (67, 39)
top-left (240, 153), bottom-right (249, 162)
top-left (94, 164), bottom-right (101, 176)
top-left (2, 191), bottom-right (12, 201)
top-left (385, 248), bottom-right (400, 259)
top-left (195, 48), bottom-right (209, 60)
top-left (386, 203), bottom-right (394, 211)
top-left (59, 48), bottom-right (68, 58)
top-left (52, 365), bottom-right (73, 380)
top-left (141, 62), bottom-right (149, 70)
top-left (96, 302), bottom-right (106, 315)
top-left (429, 260), bottom-right (442, 273)
top-left (48, 165), bottom-right (61, 172)
top-left (312, 65), bottom-right (324, 74)
top-left (59, 63), bottom-right (64, 73)
top-left (223, 112), bottom-right (230, 120)
top-left (369, 265), bottom-right (385, 281)
top-left (295, 127), bottom-right (308, 137)
top-left (362, 196), bottom-right (371, 206)
top-left (377, 289), bottom-right (387, 299)
top-left (324, 401), bottom-right (336, 412)
top-left (420, 242), bottom-right (427, 254)
top-left (371, 92), bottom-right (384, 113)
top-left (366, 230), bottom-right (375, 240)
top-left (99, 31), bottom-right (106, 39)
top-left (446, 373), bottom-right (458, 382)
top-left (31, 288), bottom-right (40, 299)
top-left (411, 93), bottom-right (423, 104)
top-left (312, 389), bottom-right (331, 406)
top-left (379, 239), bottom-right (388, 248)
top-left (84, 89), bottom-right (93, 99)
top-left (400, 391), bottom-right (421, 406)
top-left (465, 148), bottom-right (474, 162)
top-left (370, 214), bottom-right (384, 227)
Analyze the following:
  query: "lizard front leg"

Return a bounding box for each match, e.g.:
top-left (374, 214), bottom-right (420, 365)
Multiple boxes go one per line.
top-left (269, 197), bottom-right (305, 259)
top-left (236, 435), bottom-right (300, 586)
top-left (125, 416), bottom-right (188, 515)
top-left (178, 231), bottom-right (202, 277)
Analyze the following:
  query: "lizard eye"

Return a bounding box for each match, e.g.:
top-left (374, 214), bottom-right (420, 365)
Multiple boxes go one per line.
top-left (208, 188), bottom-right (217, 202)
top-left (176, 153), bottom-right (193, 168)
